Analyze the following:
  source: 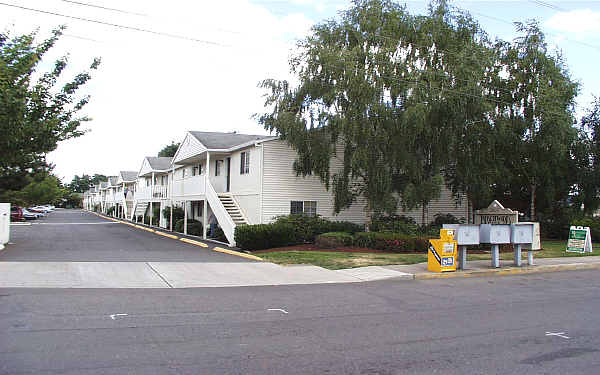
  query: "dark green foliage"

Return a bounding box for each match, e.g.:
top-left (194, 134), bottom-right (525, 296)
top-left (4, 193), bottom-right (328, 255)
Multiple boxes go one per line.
top-left (69, 174), bottom-right (107, 193)
top-left (1, 27), bottom-right (100, 193)
top-left (354, 232), bottom-right (429, 253)
top-left (210, 226), bottom-right (227, 242)
top-left (274, 214), bottom-right (363, 243)
top-left (162, 206), bottom-right (184, 226)
top-left (369, 215), bottom-right (418, 235)
top-left (106, 206), bottom-right (115, 216)
top-left (419, 213), bottom-right (464, 236)
top-left (234, 223), bottom-right (297, 250)
top-left (174, 219), bottom-right (203, 236)
top-left (315, 232), bottom-right (354, 248)
top-left (158, 142), bottom-right (180, 157)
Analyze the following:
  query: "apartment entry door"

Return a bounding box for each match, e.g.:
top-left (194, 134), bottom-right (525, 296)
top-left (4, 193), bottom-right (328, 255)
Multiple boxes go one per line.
top-left (226, 157), bottom-right (231, 192)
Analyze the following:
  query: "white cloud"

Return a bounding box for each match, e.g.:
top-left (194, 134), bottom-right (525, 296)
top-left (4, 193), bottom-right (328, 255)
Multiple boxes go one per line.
top-left (545, 8), bottom-right (600, 35)
top-left (0, 0), bottom-right (317, 181)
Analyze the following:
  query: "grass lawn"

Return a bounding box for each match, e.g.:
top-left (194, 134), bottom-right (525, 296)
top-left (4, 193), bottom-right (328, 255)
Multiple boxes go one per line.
top-left (256, 251), bottom-right (427, 270)
top-left (253, 239), bottom-right (598, 270)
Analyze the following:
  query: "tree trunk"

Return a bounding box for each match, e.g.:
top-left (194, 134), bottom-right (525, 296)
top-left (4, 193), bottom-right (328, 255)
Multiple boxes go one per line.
top-left (530, 184), bottom-right (536, 221)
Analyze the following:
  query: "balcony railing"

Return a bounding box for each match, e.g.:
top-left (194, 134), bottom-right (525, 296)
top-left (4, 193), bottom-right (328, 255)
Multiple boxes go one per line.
top-left (171, 175), bottom-right (205, 199)
top-left (136, 185), bottom-right (169, 200)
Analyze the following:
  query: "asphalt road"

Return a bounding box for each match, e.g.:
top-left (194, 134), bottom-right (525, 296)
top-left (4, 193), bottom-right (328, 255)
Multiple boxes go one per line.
top-left (1, 270), bottom-right (599, 374)
top-left (2, 209), bottom-right (250, 262)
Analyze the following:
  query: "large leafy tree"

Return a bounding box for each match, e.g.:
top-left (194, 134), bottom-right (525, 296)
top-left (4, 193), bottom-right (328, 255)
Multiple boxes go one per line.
top-left (68, 173), bottom-right (107, 193)
top-left (158, 142), bottom-right (180, 157)
top-left (0, 26), bottom-right (100, 193)
top-left (573, 96), bottom-right (600, 214)
top-left (257, 0), bottom-right (494, 221)
top-left (488, 22), bottom-right (579, 220)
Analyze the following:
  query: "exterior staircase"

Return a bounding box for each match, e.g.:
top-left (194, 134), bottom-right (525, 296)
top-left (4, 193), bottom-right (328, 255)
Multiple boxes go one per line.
top-left (217, 194), bottom-right (248, 225)
top-left (131, 201), bottom-right (148, 220)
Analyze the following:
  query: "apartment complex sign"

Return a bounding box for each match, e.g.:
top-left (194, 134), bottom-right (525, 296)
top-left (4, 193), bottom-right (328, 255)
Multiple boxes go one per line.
top-left (475, 200), bottom-right (519, 225)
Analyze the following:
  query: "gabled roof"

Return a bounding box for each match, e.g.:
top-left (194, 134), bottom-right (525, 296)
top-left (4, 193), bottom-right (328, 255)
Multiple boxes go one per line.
top-left (189, 131), bottom-right (273, 150)
top-left (119, 171), bottom-right (138, 182)
top-left (147, 157), bottom-right (173, 171)
top-left (99, 182), bottom-right (108, 189)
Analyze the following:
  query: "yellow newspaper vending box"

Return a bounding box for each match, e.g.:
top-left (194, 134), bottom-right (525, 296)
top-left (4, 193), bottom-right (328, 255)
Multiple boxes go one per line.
top-left (428, 229), bottom-right (458, 272)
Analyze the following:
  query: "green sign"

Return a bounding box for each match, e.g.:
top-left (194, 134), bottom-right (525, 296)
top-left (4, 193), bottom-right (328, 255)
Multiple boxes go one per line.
top-left (566, 226), bottom-right (592, 253)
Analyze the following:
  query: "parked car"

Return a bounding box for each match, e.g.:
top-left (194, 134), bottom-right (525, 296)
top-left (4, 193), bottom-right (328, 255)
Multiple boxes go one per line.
top-left (32, 206), bottom-right (51, 213)
top-left (10, 206), bottom-right (24, 222)
top-left (28, 208), bottom-right (46, 217)
top-left (21, 209), bottom-right (38, 220)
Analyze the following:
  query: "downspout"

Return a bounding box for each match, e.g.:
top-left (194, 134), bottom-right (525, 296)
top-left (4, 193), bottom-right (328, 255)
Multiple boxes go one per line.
top-left (150, 172), bottom-right (155, 226)
top-left (258, 143), bottom-right (264, 224)
top-left (170, 165), bottom-right (174, 231)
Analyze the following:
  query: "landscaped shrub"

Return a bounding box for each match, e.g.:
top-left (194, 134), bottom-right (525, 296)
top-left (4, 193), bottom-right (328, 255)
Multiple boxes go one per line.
top-left (315, 232), bottom-right (354, 248)
top-left (175, 219), bottom-right (203, 236)
top-left (273, 214), bottom-right (363, 243)
top-left (162, 206), bottom-right (184, 226)
top-left (419, 213), bottom-right (464, 236)
top-left (234, 223), bottom-right (297, 250)
top-left (106, 206), bottom-right (115, 216)
top-left (369, 215), bottom-right (418, 235)
top-left (354, 232), bottom-right (429, 253)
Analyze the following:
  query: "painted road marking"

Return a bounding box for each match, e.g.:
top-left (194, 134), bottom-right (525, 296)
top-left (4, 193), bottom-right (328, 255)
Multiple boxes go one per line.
top-left (180, 238), bottom-right (209, 248)
top-left (31, 222), bottom-right (119, 225)
top-left (110, 313), bottom-right (128, 320)
top-left (155, 231), bottom-right (179, 240)
top-left (546, 332), bottom-right (570, 339)
top-left (213, 247), bottom-right (263, 261)
top-left (135, 225), bottom-right (155, 232)
top-left (10, 223), bottom-right (31, 226)
top-left (268, 308), bottom-right (289, 314)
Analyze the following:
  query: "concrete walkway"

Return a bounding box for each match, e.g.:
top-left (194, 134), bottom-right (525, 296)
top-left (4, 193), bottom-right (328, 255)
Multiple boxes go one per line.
top-left (0, 256), bottom-right (598, 288)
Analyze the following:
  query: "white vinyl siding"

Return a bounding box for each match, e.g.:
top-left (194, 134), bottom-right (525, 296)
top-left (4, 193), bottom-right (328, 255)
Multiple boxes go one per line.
top-left (261, 140), bottom-right (367, 224)
top-left (261, 139), bottom-right (469, 225)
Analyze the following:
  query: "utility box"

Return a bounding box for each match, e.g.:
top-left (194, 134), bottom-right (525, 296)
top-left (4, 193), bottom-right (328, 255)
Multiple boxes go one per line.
top-left (442, 224), bottom-right (480, 246)
top-left (510, 223), bottom-right (534, 244)
top-left (480, 224), bottom-right (511, 244)
top-left (0, 203), bottom-right (9, 250)
top-left (520, 222), bottom-right (541, 250)
top-left (428, 229), bottom-right (458, 272)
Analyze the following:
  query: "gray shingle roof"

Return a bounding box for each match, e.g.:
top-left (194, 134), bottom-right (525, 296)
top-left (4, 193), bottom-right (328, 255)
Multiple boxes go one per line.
top-left (189, 131), bottom-right (273, 149)
top-left (99, 182), bottom-right (108, 189)
top-left (120, 171), bottom-right (138, 181)
top-left (147, 157), bottom-right (173, 171)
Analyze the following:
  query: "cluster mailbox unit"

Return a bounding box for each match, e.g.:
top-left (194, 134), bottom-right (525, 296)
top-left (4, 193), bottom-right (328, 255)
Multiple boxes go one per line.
top-left (480, 224), bottom-right (511, 268)
top-left (443, 222), bottom-right (539, 270)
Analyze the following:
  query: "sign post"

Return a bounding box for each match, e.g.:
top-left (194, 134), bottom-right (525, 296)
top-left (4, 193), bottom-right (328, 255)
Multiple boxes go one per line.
top-left (566, 226), bottom-right (593, 253)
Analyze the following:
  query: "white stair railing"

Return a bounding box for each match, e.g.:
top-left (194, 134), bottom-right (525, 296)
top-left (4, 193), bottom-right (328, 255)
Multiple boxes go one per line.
top-left (205, 179), bottom-right (237, 247)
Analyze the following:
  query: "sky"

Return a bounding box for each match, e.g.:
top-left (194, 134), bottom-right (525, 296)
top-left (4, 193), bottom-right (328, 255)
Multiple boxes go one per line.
top-left (2, 0), bottom-right (600, 183)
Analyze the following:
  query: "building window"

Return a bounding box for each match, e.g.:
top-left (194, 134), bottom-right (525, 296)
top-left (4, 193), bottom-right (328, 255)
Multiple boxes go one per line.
top-left (215, 160), bottom-right (222, 176)
top-left (240, 151), bottom-right (250, 174)
top-left (192, 166), bottom-right (197, 176)
top-left (182, 168), bottom-right (187, 178)
top-left (290, 201), bottom-right (317, 217)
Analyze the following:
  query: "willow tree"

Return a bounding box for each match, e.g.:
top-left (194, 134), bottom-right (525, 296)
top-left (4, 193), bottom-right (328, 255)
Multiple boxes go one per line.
top-left (489, 22), bottom-right (579, 220)
top-left (257, 0), bottom-right (494, 222)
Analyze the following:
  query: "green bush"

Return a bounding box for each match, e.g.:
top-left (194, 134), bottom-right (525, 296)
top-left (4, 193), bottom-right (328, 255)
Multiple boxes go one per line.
top-left (315, 232), bottom-right (354, 248)
top-left (162, 206), bottom-right (184, 226)
top-left (369, 215), bottom-right (418, 235)
top-left (106, 206), bottom-right (115, 216)
top-left (234, 223), bottom-right (297, 250)
top-left (273, 214), bottom-right (363, 243)
top-left (175, 219), bottom-right (203, 236)
top-left (354, 232), bottom-right (429, 253)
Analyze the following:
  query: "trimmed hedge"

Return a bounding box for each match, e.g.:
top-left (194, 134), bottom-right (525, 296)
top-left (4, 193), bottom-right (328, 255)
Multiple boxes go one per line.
top-left (273, 214), bottom-right (363, 243)
top-left (354, 232), bottom-right (429, 253)
top-left (234, 223), bottom-right (297, 250)
top-left (571, 217), bottom-right (600, 241)
top-left (315, 232), bottom-right (354, 248)
top-left (175, 219), bottom-right (203, 236)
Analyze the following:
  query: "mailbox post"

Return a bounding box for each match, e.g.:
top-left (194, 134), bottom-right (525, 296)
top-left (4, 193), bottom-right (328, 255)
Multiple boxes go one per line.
top-left (510, 223), bottom-right (535, 266)
top-left (480, 224), bottom-right (511, 268)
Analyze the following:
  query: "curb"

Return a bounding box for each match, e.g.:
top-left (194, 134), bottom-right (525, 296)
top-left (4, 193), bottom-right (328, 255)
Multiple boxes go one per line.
top-left (414, 262), bottom-right (600, 279)
top-left (214, 247), bottom-right (264, 261)
top-left (88, 211), bottom-right (262, 261)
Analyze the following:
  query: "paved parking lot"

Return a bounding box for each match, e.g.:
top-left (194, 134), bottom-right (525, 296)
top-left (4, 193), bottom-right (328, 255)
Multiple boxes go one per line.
top-left (2, 209), bottom-right (250, 262)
